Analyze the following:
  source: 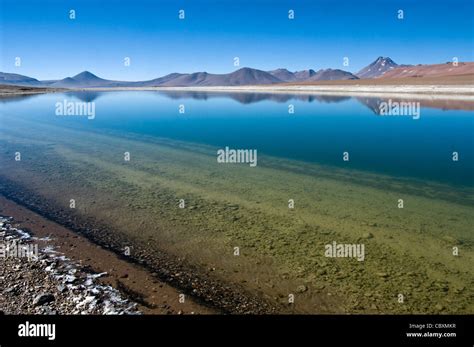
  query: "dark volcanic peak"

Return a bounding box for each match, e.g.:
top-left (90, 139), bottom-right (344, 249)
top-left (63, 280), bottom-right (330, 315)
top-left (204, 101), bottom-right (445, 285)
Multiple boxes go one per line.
top-left (356, 56), bottom-right (398, 79)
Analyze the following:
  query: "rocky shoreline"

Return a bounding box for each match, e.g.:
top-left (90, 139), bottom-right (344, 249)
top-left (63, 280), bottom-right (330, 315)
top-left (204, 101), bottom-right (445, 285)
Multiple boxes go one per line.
top-left (0, 178), bottom-right (279, 314)
top-left (0, 216), bottom-right (139, 315)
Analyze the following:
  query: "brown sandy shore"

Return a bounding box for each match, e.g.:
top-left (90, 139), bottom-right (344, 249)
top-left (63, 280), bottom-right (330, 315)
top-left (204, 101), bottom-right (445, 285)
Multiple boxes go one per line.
top-left (0, 180), bottom-right (281, 314)
top-left (0, 195), bottom-right (216, 315)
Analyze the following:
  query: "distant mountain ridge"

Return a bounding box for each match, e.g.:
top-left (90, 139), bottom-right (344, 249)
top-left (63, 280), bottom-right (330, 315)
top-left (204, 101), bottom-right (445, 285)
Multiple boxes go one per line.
top-left (268, 68), bottom-right (358, 82)
top-left (309, 69), bottom-right (359, 81)
top-left (1, 57), bottom-right (469, 88)
top-left (140, 68), bottom-right (282, 87)
top-left (0, 72), bottom-right (42, 86)
top-left (356, 56), bottom-right (400, 78)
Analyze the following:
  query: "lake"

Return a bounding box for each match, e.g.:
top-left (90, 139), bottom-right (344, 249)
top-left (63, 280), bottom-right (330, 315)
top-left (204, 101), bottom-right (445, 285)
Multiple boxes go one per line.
top-left (0, 91), bottom-right (473, 313)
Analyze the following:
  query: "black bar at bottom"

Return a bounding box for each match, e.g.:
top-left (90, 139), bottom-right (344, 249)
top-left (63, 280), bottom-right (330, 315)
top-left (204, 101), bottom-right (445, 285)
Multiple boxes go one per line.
top-left (0, 314), bottom-right (472, 346)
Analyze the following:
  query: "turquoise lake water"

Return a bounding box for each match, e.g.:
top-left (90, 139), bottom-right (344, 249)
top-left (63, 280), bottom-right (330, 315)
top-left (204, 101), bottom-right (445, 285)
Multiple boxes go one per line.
top-left (1, 91), bottom-right (473, 187)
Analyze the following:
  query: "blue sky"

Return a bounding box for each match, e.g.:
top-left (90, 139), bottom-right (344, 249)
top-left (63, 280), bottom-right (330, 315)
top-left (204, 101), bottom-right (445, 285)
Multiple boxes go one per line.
top-left (1, 0), bottom-right (473, 80)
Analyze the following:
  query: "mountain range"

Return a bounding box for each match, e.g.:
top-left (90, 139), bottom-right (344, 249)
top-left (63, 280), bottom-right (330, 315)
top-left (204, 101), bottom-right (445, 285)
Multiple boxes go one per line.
top-left (0, 66), bottom-right (360, 88)
top-left (2, 57), bottom-right (467, 88)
